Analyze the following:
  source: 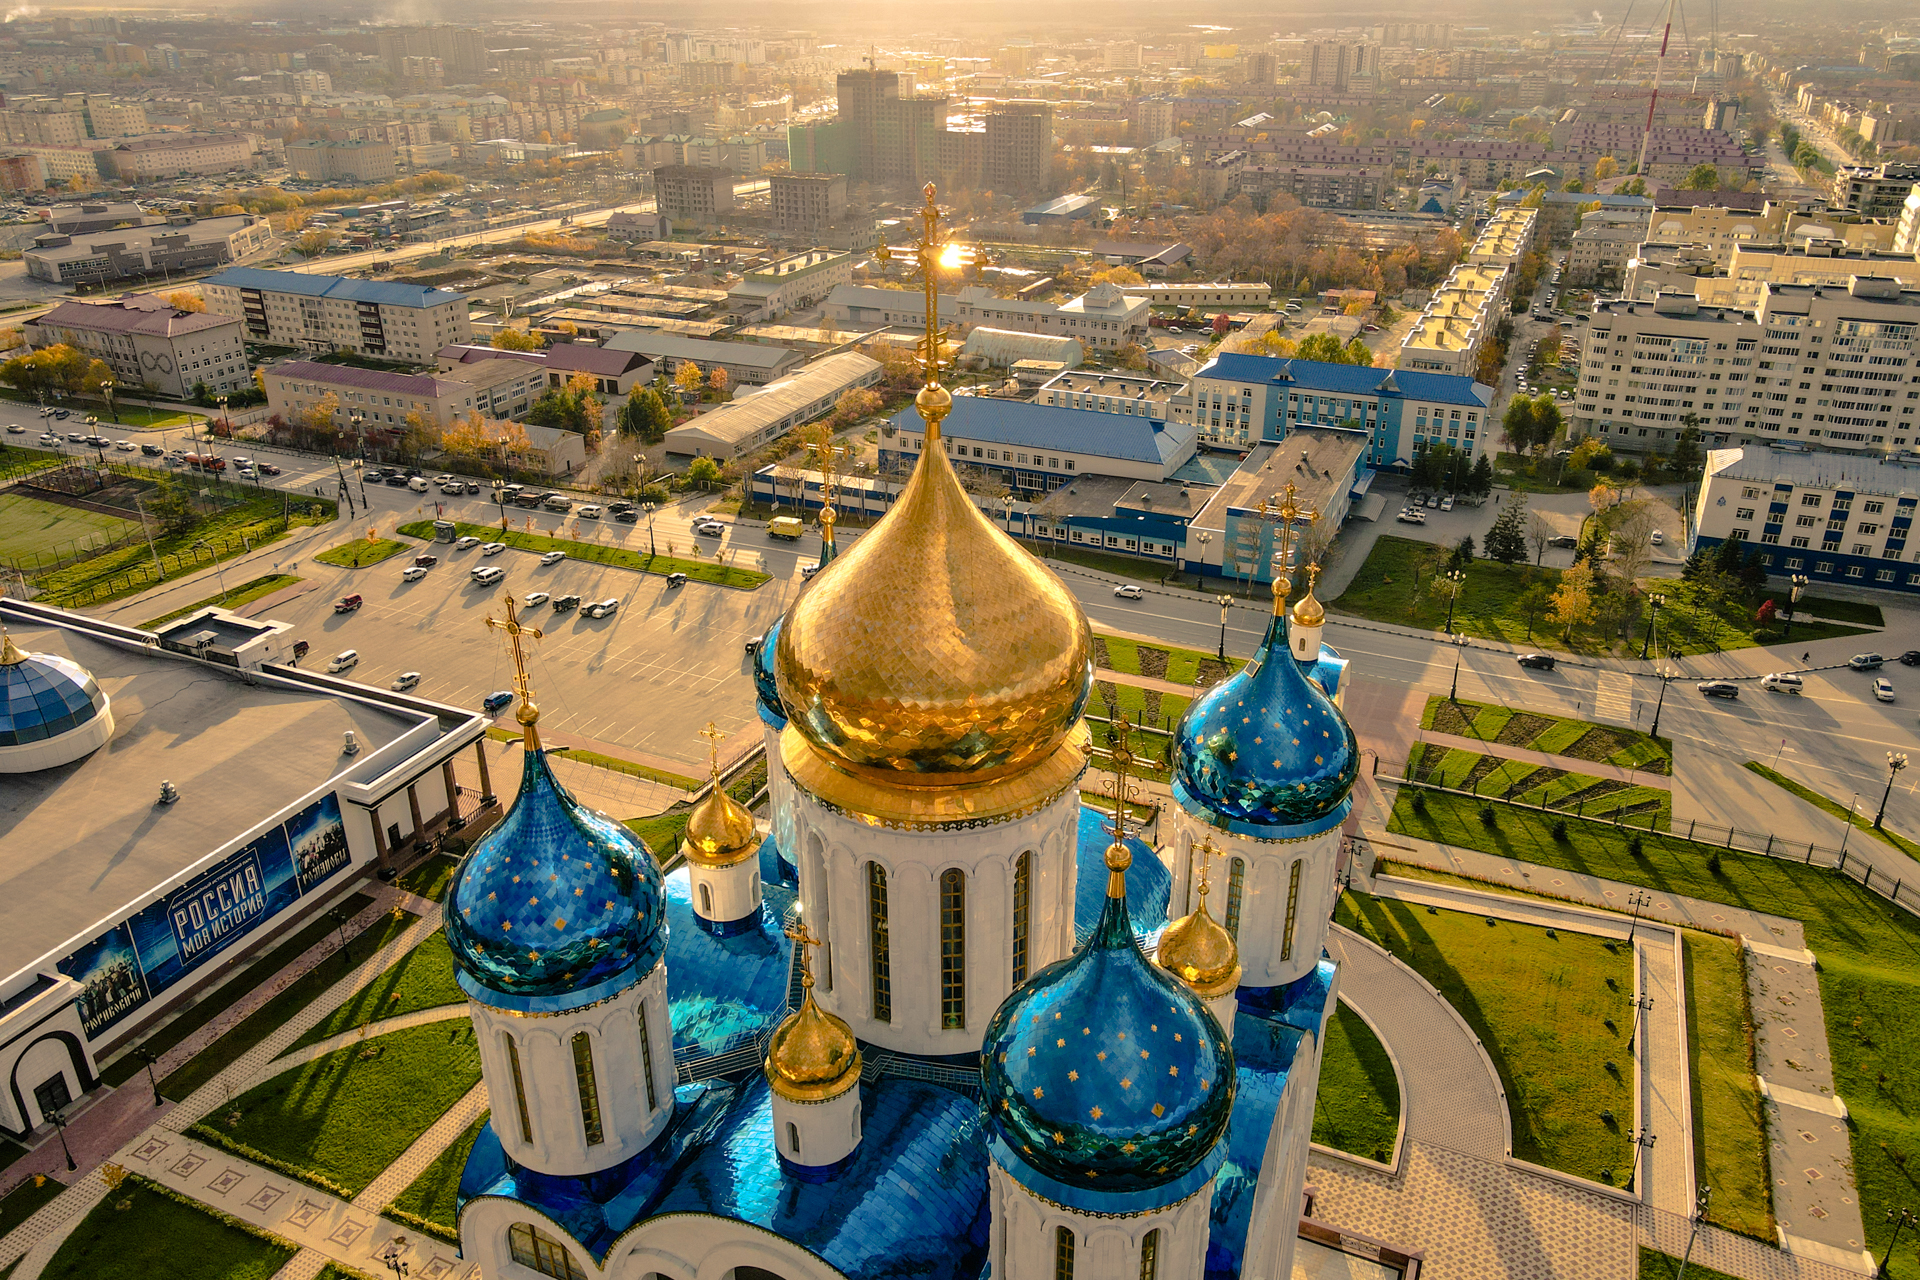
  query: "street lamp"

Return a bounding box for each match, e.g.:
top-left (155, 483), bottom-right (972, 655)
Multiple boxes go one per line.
top-left (1875, 752), bottom-right (1909, 831)
top-left (1449, 651), bottom-right (1462, 701)
top-left (1880, 1207), bottom-right (1916, 1279)
top-left (1442, 568), bottom-right (1466, 635)
top-left (133, 1046), bottom-right (163, 1107)
top-left (194, 540), bottom-right (230, 604)
top-left (1640, 593), bottom-right (1665, 661)
top-left (1649, 666), bottom-right (1676, 738)
top-left (1674, 1185), bottom-right (1714, 1280)
top-left (48, 1107), bottom-right (76, 1172)
top-left (1784, 573), bottom-right (1809, 639)
top-left (100, 378), bottom-right (115, 425)
top-left (1216, 594), bottom-right (1231, 663)
top-left (1626, 889), bottom-right (1652, 942)
top-left (215, 394), bottom-right (228, 445)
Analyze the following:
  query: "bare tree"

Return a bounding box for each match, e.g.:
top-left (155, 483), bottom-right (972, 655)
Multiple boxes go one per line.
top-left (1527, 510), bottom-right (1555, 566)
top-left (1610, 501), bottom-right (1657, 591)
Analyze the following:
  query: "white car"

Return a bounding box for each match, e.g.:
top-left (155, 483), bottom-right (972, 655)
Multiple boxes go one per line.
top-left (694, 520), bottom-right (725, 536)
top-left (800, 561), bottom-right (821, 580)
top-left (584, 598), bottom-right (621, 618)
top-left (1113, 584), bottom-right (1145, 600)
top-left (114, 440), bottom-right (136, 452)
top-left (1650, 530), bottom-right (1665, 545)
top-left (481, 541), bottom-right (507, 556)
top-left (455, 535), bottom-right (482, 550)
top-left (391, 672), bottom-right (421, 691)
top-left (540, 551), bottom-right (567, 566)
top-left (1440, 496), bottom-right (1455, 511)
top-left (1875, 678), bottom-right (1896, 703)
top-left (401, 565), bottom-right (429, 582)
top-left (523, 591), bottom-right (550, 607)
top-left (577, 504), bottom-right (602, 519)
top-left (326, 649), bottom-right (359, 673)
top-left (1397, 509), bottom-right (1427, 524)
top-left (470, 565), bottom-right (506, 586)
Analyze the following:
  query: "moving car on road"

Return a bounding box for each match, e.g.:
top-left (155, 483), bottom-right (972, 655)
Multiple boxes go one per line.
top-left (333, 594), bottom-right (363, 613)
top-left (1849, 653), bottom-right (1886, 670)
top-left (1875, 678), bottom-right (1896, 703)
top-left (695, 520), bottom-right (726, 536)
top-left (1113, 584), bottom-right (1145, 599)
top-left (1517, 653), bottom-right (1556, 671)
top-left (1761, 673), bottom-right (1803, 695)
top-left (1697, 681), bottom-right (1740, 699)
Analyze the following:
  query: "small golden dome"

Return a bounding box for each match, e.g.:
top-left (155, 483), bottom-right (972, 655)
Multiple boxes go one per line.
top-left (765, 992), bottom-right (861, 1102)
top-left (774, 389), bottom-right (1093, 786)
top-left (681, 784), bottom-right (758, 867)
top-left (1157, 898), bottom-right (1241, 998)
top-left (1292, 591), bottom-right (1325, 628)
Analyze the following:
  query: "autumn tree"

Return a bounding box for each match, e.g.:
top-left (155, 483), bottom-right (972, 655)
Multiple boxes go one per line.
top-left (1548, 559), bottom-right (1597, 641)
top-left (675, 361), bottom-right (706, 395)
top-left (491, 327), bottom-right (545, 352)
top-left (708, 366), bottom-right (730, 397)
top-left (294, 228), bottom-right (335, 257)
top-left (162, 291), bottom-right (205, 313)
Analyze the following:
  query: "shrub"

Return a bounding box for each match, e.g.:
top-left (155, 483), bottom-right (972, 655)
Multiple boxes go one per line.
top-left (1707, 852), bottom-right (1723, 876)
top-left (1480, 804), bottom-right (1498, 828)
top-left (1410, 790), bottom-right (1428, 815)
top-left (1551, 819), bottom-right (1569, 841)
top-left (1627, 835), bottom-right (1644, 858)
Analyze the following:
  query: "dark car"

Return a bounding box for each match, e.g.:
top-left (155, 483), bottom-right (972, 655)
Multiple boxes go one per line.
top-left (260, 463), bottom-right (282, 476)
top-left (333, 594), bottom-right (363, 613)
top-left (140, 443), bottom-right (164, 456)
top-left (613, 508), bottom-right (640, 523)
top-left (744, 637), bottom-right (760, 654)
top-left (1902, 651), bottom-right (1920, 667)
top-left (1517, 653), bottom-right (1556, 670)
top-left (413, 553), bottom-right (438, 568)
top-left (550, 594), bottom-right (581, 612)
top-left (665, 572), bottom-right (689, 588)
top-left (386, 473), bottom-right (411, 486)
top-left (482, 690), bottom-right (515, 715)
top-left (1697, 681), bottom-right (1741, 699)
top-left (1546, 535), bottom-right (1578, 548)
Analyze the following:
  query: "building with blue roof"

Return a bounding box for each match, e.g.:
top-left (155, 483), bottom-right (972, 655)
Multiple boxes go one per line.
top-left (1173, 352), bottom-right (1493, 473)
top-left (202, 266), bottom-right (472, 360)
top-left (879, 394), bottom-right (1198, 490)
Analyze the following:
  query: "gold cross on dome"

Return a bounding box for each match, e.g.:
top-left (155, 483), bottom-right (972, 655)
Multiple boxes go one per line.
top-left (1102, 715), bottom-right (1142, 845)
top-left (784, 919), bottom-right (822, 989)
top-left (485, 594), bottom-right (545, 747)
top-left (699, 720), bottom-right (727, 781)
top-left (1194, 835), bottom-right (1218, 901)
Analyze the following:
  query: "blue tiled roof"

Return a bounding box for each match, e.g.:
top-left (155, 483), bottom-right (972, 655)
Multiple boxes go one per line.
top-left (888, 396), bottom-right (1168, 465)
top-left (1301, 642), bottom-right (1348, 701)
top-left (1196, 354), bottom-right (1490, 407)
top-left (660, 867), bottom-right (795, 1057)
top-left (204, 266), bottom-right (463, 309)
top-left (1073, 803), bottom-right (1170, 944)
top-left (461, 1076), bottom-right (992, 1280)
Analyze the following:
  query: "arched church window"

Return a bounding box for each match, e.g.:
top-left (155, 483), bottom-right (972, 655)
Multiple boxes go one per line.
top-left (1281, 859), bottom-right (1303, 962)
top-left (940, 868), bottom-right (966, 1029)
top-left (508, 1223), bottom-right (587, 1280)
top-left (1139, 1229), bottom-right (1160, 1280)
top-left (1011, 852), bottom-right (1032, 985)
top-left (571, 1032), bottom-right (603, 1147)
top-left (868, 862), bottom-right (891, 1022)
top-left (1226, 858), bottom-right (1246, 940)
top-left (787, 1121), bottom-right (801, 1156)
top-left (698, 882), bottom-right (712, 915)
top-left (637, 1003), bottom-right (658, 1112)
top-left (1054, 1226), bottom-right (1076, 1280)
top-left (504, 1032), bottom-right (533, 1143)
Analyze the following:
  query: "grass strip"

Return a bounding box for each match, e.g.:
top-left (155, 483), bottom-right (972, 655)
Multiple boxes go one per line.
top-left (398, 519), bottom-right (769, 589)
top-left (1310, 1001), bottom-right (1401, 1164)
top-left (291, 930), bottom-right (463, 1051)
top-left (315, 538), bottom-right (409, 568)
top-left (383, 1112), bottom-right (489, 1243)
top-left (159, 907), bottom-right (419, 1101)
top-left (483, 726), bottom-right (699, 791)
top-left (1336, 892), bottom-right (1635, 1184)
top-left (395, 853), bottom-right (459, 903)
top-left (1744, 761), bottom-right (1920, 864)
top-left (0, 1173), bottom-right (62, 1236)
top-left (41, 1175), bottom-right (294, 1280)
top-left (139, 574), bottom-right (300, 628)
top-left (1682, 932), bottom-right (1774, 1239)
top-left (1424, 695), bottom-right (1672, 774)
top-left (1638, 1248), bottom-right (1740, 1280)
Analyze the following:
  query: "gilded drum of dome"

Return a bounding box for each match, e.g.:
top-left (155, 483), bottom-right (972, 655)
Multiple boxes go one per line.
top-left (775, 432), bottom-right (1093, 782)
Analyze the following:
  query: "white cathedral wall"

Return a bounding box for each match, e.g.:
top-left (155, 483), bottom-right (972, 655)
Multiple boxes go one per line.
top-left (767, 1081), bottom-right (862, 1168)
top-left (688, 855), bottom-right (763, 925)
top-left (609, 1212), bottom-right (853, 1280)
top-left (763, 719), bottom-right (798, 863)
top-left (1241, 967), bottom-right (1339, 1280)
top-left (467, 962), bottom-right (676, 1177)
top-left (989, 1163), bottom-right (1212, 1280)
top-left (1166, 816), bottom-right (1342, 989)
top-left (788, 779), bottom-right (1082, 1057)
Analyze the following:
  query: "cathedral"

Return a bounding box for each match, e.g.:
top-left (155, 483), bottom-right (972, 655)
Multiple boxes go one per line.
top-left (442, 189), bottom-right (1361, 1280)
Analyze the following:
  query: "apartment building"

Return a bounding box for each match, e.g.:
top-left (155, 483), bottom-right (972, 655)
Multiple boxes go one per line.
top-left (651, 165), bottom-right (735, 223)
top-left (984, 101), bottom-right (1053, 195)
top-left (1625, 241), bottom-right (1920, 310)
top-left (1234, 163), bottom-right (1387, 211)
top-left (1467, 207), bottom-right (1538, 268)
top-left (286, 138), bottom-right (397, 183)
top-left (202, 267), bottom-right (472, 359)
top-left (1898, 186), bottom-right (1920, 255)
top-left (25, 295), bottom-right (247, 400)
top-left (1567, 209), bottom-right (1652, 288)
top-left (1302, 42), bottom-right (1378, 91)
top-left (1573, 279), bottom-right (1920, 456)
top-left (1830, 162), bottom-right (1920, 219)
top-left (768, 172), bottom-right (846, 240)
top-left (1397, 263), bottom-right (1513, 376)
top-left (1693, 448), bottom-right (1920, 596)
top-left (106, 132), bottom-right (268, 181)
top-left (264, 360), bottom-right (524, 432)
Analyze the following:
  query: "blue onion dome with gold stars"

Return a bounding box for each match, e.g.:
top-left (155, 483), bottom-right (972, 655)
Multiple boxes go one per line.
top-left (753, 616), bottom-right (786, 730)
top-left (447, 747), bottom-right (667, 1012)
top-left (1172, 578), bottom-right (1358, 839)
top-left (982, 839), bottom-right (1234, 1208)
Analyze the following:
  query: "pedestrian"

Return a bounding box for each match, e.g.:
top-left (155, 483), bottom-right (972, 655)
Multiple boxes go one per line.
top-left (1802, 651), bottom-right (1809, 663)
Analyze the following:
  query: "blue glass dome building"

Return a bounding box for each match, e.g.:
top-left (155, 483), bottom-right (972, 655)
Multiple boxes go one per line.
top-left (0, 633), bottom-right (114, 772)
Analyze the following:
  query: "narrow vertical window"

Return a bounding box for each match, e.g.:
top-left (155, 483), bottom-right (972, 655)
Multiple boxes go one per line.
top-left (1281, 859), bottom-right (1303, 962)
top-left (1226, 857), bottom-right (1246, 940)
top-left (698, 882), bottom-right (712, 916)
top-left (1011, 852), bottom-right (1032, 986)
top-left (1055, 1226), bottom-right (1076, 1280)
top-left (787, 1121), bottom-right (802, 1155)
top-left (1140, 1229), bottom-right (1160, 1280)
top-left (509, 1223), bottom-right (587, 1280)
top-left (637, 1002), bottom-right (658, 1112)
top-left (868, 861), bottom-right (892, 1023)
top-left (505, 1032), bottom-right (532, 1144)
top-left (571, 1032), bottom-right (603, 1146)
top-left (940, 868), bottom-right (966, 1030)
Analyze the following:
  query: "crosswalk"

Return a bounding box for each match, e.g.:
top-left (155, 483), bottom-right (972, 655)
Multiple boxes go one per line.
top-left (1592, 670), bottom-right (1634, 725)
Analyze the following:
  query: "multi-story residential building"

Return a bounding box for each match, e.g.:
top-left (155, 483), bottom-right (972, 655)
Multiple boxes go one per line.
top-left (768, 172), bottom-right (846, 240)
top-left (1693, 447), bottom-right (1920, 596)
top-left (26, 294), bottom-right (248, 400)
top-left (286, 138), bottom-right (396, 183)
top-left (1303, 42), bottom-right (1378, 90)
top-left (1897, 186), bottom-right (1920, 255)
top-left (1171, 352), bottom-right (1491, 468)
top-left (1573, 279), bottom-right (1920, 456)
top-left (1397, 263), bottom-right (1513, 377)
top-left (1233, 163), bottom-right (1386, 211)
top-left (1566, 209), bottom-right (1650, 288)
top-left (1623, 241), bottom-right (1920, 309)
top-left (202, 267), bottom-right (472, 359)
top-left (374, 25), bottom-right (489, 78)
top-left (1830, 162), bottom-right (1920, 219)
top-left (264, 360), bottom-right (527, 433)
top-left (1468, 207), bottom-right (1539, 268)
top-left (983, 101), bottom-right (1052, 195)
top-left (651, 165), bottom-right (735, 224)
top-left (726, 249), bottom-right (854, 321)
top-left (1492, 190), bottom-right (1654, 246)
top-left (24, 214), bottom-right (272, 285)
top-left (106, 132), bottom-right (269, 181)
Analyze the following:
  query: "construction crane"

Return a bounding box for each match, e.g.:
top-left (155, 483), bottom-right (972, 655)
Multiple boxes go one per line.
top-left (1637, 0), bottom-right (1684, 180)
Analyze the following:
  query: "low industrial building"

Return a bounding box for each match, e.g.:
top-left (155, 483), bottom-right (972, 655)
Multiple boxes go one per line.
top-left (725, 249), bottom-right (854, 322)
top-left (435, 343), bottom-right (656, 399)
top-left (662, 351), bottom-right (882, 458)
top-left (878, 393), bottom-right (1199, 495)
top-left (601, 329), bottom-right (805, 386)
top-left (26, 295), bottom-right (250, 400)
top-left (264, 359), bottom-right (532, 432)
top-left (24, 214), bottom-right (273, 285)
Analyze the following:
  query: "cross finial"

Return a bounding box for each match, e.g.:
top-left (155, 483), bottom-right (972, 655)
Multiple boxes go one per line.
top-left (808, 431), bottom-right (841, 550)
top-left (485, 595), bottom-right (545, 748)
top-left (1266, 479), bottom-right (1321, 613)
top-left (700, 720), bottom-right (727, 781)
top-left (875, 182), bottom-right (959, 443)
top-left (0, 624), bottom-right (22, 667)
top-left (784, 919), bottom-right (823, 990)
top-left (1194, 835), bottom-right (1218, 901)
top-left (1101, 715), bottom-right (1142, 898)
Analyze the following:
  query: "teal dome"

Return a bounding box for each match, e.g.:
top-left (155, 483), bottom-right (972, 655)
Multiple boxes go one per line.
top-left (982, 853), bottom-right (1234, 1193)
top-left (446, 748), bottom-right (667, 1009)
top-left (754, 616), bottom-right (786, 730)
top-left (1172, 604), bottom-right (1357, 837)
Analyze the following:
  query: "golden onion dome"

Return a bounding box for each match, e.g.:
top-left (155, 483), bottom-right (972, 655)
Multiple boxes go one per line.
top-left (1291, 590), bottom-right (1325, 629)
top-left (774, 389), bottom-right (1093, 787)
top-left (1157, 896), bottom-right (1242, 998)
top-left (765, 990), bottom-right (861, 1101)
top-left (680, 782), bottom-right (758, 867)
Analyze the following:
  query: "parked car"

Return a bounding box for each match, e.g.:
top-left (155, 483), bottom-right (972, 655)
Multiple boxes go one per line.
top-left (1697, 681), bottom-right (1741, 699)
top-left (1761, 673), bottom-right (1804, 695)
top-left (1547, 535), bottom-right (1579, 548)
top-left (539, 551), bottom-right (567, 566)
top-left (1849, 653), bottom-right (1887, 670)
top-left (1397, 509), bottom-right (1427, 524)
top-left (482, 690), bottom-right (515, 715)
top-left (391, 672), bottom-right (421, 691)
top-left (402, 566), bottom-right (429, 582)
top-left (470, 565), bottom-right (505, 586)
top-left (325, 649), bottom-right (359, 673)
top-left (1425, 495), bottom-right (1440, 508)
top-left (523, 591), bottom-right (550, 607)
top-left (800, 561), bottom-right (821, 580)
top-left (1874, 678), bottom-right (1896, 703)
top-left (1649, 530), bottom-right (1665, 545)
top-left (333, 594), bottom-right (363, 613)
top-left (412, 553), bottom-right (438, 568)
top-left (551, 594), bottom-right (582, 612)
top-left (664, 572), bottom-right (688, 588)
top-left (481, 541), bottom-right (507, 556)
top-left (455, 535), bottom-right (481, 550)
top-left (1516, 653), bottom-right (1556, 671)
top-left (584, 598), bottom-right (621, 618)
top-left (1440, 496), bottom-right (1455, 511)
top-left (1113, 584), bottom-right (1145, 599)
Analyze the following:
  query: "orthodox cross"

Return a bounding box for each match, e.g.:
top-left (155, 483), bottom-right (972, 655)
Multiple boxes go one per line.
top-left (485, 594), bottom-right (545, 748)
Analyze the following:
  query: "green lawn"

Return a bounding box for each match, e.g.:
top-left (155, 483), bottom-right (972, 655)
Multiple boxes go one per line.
top-left (1093, 632), bottom-right (1243, 687)
top-left (192, 1019), bottom-right (483, 1199)
top-left (1780, 594), bottom-right (1883, 627)
top-left (1311, 1002), bottom-right (1402, 1164)
top-left (395, 853), bottom-right (460, 903)
top-left (292, 930), bottom-right (463, 1051)
top-left (1424, 695), bottom-right (1672, 775)
top-left (1330, 535), bottom-right (1865, 656)
top-left (0, 491), bottom-right (137, 565)
top-left (1336, 893), bottom-right (1635, 1185)
top-left (384, 1112), bottom-right (488, 1243)
top-left (99, 892), bottom-right (376, 1088)
top-left (96, 404), bottom-right (195, 429)
top-left (626, 808), bottom-right (690, 860)
top-left (0, 1173), bottom-right (62, 1236)
top-left (484, 725), bottom-right (700, 791)
top-left (1638, 1248), bottom-right (1740, 1280)
top-left (398, 519), bottom-right (770, 589)
top-left (0, 442), bottom-right (68, 485)
top-left (1682, 932), bottom-right (1773, 1239)
top-left (1409, 743), bottom-right (1672, 828)
top-left (140, 574), bottom-right (300, 628)
top-left (160, 908), bottom-right (419, 1101)
top-left (1745, 762), bottom-right (1920, 863)
top-left (315, 537), bottom-right (408, 568)
top-left (1389, 787), bottom-right (1920, 1277)
top-left (41, 1177), bottom-right (294, 1280)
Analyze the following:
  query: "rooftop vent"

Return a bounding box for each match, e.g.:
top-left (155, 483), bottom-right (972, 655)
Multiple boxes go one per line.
top-left (343, 730), bottom-right (361, 756)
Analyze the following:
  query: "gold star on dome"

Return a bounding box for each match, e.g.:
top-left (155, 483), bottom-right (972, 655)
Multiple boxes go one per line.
top-left (1152, 1103), bottom-right (1165, 1117)
top-left (1090, 1106), bottom-right (1103, 1120)
top-left (1122, 1142), bottom-right (1136, 1153)
top-left (1052, 1132), bottom-right (1065, 1144)
top-left (1169, 1065), bottom-right (1178, 1076)
top-left (1033, 1087), bottom-right (1044, 1099)
top-left (1068, 1070), bottom-right (1079, 1081)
